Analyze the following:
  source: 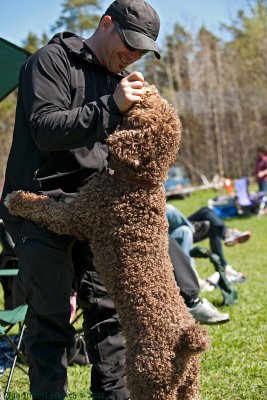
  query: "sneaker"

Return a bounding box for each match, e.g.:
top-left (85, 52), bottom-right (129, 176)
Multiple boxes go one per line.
top-left (188, 298), bottom-right (230, 324)
top-left (198, 278), bottom-right (216, 292)
top-left (206, 271), bottom-right (220, 286)
top-left (207, 266), bottom-right (246, 285)
top-left (225, 265), bottom-right (246, 284)
top-left (224, 228), bottom-right (251, 247)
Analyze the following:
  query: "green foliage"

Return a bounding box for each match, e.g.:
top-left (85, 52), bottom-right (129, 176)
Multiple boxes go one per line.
top-left (51, 0), bottom-right (103, 36)
top-left (0, 93), bottom-right (17, 181)
top-left (22, 32), bottom-right (42, 54)
top-left (224, 0), bottom-right (267, 89)
top-left (1, 190), bottom-right (266, 399)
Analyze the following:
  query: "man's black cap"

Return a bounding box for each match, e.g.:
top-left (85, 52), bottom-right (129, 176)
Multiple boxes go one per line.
top-left (104, 0), bottom-right (161, 59)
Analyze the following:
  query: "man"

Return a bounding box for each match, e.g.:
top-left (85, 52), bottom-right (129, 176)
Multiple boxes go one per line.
top-left (0, 1), bottom-right (161, 399)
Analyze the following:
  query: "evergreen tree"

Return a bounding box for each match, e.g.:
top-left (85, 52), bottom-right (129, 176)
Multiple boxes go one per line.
top-left (22, 32), bottom-right (44, 53)
top-left (52, 0), bottom-right (103, 36)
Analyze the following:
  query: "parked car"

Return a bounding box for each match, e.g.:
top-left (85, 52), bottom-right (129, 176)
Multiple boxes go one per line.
top-left (164, 165), bottom-right (191, 198)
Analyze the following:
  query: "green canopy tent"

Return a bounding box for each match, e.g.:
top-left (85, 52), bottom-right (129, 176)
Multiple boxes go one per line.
top-left (0, 37), bottom-right (31, 101)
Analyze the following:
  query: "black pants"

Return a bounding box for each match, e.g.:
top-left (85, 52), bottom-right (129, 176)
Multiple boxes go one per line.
top-left (168, 236), bottom-right (199, 305)
top-left (188, 206), bottom-right (228, 267)
top-left (4, 221), bottom-right (199, 399)
top-left (4, 220), bottom-right (129, 400)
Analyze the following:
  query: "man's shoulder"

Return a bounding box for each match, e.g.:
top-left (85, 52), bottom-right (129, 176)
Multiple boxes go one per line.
top-left (48, 32), bottom-right (85, 53)
top-left (26, 32), bottom-right (85, 68)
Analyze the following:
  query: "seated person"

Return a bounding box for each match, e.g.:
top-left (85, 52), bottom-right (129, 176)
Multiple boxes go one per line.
top-left (166, 203), bottom-right (251, 285)
top-left (253, 145), bottom-right (267, 192)
top-left (166, 204), bottom-right (195, 269)
top-left (168, 236), bottom-right (229, 324)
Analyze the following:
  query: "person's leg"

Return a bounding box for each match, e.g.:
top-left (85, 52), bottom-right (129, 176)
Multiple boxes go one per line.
top-left (188, 207), bottom-right (228, 266)
top-left (259, 180), bottom-right (267, 192)
top-left (188, 206), bottom-right (226, 238)
top-left (168, 237), bottom-right (199, 305)
top-left (0, 220), bottom-right (16, 257)
top-left (169, 226), bottom-right (195, 269)
top-left (166, 203), bottom-right (194, 231)
top-left (4, 220), bottom-right (75, 399)
top-left (0, 221), bottom-right (19, 308)
top-left (168, 237), bottom-right (230, 324)
top-left (25, 307), bottom-right (75, 398)
top-left (209, 233), bottom-right (228, 266)
top-left (73, 241), bottom-right (130, 400)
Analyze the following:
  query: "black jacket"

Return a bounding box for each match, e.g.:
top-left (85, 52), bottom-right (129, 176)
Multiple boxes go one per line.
top-left (0, 32), bottom-right (125, 221)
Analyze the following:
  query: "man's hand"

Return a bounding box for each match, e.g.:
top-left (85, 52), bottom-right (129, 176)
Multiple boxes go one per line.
top-left (113, 71), bottom-right (145, 113)
top-left (258, 169), bottom-right (267, 178)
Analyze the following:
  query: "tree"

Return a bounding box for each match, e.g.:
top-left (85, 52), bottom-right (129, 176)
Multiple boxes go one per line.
top-left (224, 0), bottom-right (267, 88)
top-left (22, 32), bottom-right (49, 54)
top-left (52, 0), bottom-right (103, 36)
top-left (0, 93), bottom-right (17, 181)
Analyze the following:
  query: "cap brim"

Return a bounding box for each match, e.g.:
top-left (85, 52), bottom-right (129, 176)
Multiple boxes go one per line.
top-left (121, 28), bottom-right (161, 59)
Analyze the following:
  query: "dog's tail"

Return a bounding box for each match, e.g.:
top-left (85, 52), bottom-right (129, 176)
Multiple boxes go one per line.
top-left (179, 324), bottom-right (210, 353)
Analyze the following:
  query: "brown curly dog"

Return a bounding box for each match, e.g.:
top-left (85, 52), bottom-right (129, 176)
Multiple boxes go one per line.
top-left (5, 85), bottom-right (209, 400)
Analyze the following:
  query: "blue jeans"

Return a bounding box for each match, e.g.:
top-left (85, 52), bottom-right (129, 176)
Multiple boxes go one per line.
top-left (166, 204), bottom-right (195, 268)
top-left (259, 180), bottom-right (267, 192)
top-left (188, 206), bottom-right (228, 267)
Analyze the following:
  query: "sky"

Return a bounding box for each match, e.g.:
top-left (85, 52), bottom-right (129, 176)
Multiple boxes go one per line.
top-left (0, 0), bottom-right (251, 48)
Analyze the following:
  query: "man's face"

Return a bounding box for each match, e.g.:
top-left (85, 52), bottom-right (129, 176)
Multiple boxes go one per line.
top-left (99, 18), bottom-right (144, 73)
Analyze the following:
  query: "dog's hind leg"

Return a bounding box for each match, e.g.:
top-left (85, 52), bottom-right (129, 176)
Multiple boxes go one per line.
top-left (175, 356), bottom-right (201, 400)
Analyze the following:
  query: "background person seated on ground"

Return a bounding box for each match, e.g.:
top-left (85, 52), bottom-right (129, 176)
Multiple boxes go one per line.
top-left (166, 203), bottom-right (251, 288)
top-left (253, 145), bottom-right (267, 192)
top-left (168, 236), bottom-right (229, 325)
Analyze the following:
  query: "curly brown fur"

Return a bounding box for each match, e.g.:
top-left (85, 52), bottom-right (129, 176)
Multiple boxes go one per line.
top-left (5, 85), bottom-right (209, 400)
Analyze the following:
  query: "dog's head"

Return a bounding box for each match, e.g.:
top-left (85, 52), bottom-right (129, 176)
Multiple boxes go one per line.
top-left (107, 85), bottom-right (182, 182)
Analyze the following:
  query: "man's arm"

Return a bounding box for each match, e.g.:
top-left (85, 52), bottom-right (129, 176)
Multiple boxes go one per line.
top-left (21, 45), bottom-right (122, 152)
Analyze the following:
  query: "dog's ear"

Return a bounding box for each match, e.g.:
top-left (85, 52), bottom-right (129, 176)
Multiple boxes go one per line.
top-left (107, 84), bottom-right (182, 170)
top-left (107, 129), bottom-right (144, 167)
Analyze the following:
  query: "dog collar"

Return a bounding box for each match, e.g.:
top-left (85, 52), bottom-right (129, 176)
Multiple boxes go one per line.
top-left (107, 168), bottom-right (160, 188)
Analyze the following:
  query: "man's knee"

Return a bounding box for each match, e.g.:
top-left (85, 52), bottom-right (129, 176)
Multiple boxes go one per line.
top-left (171, 225), bottom-right (193, 243)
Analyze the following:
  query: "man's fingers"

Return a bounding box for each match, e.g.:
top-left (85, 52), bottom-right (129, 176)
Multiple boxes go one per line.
top-left (130, 80), bottom-right (144, 89)
top-left (125, 89), bottom-right (144, 100)
top-left (113, 71), bottom-right (145, 112)
top-left (120, 77), bottom-right (144, 90)
top-left (127, 70), bottom-right (144, 83)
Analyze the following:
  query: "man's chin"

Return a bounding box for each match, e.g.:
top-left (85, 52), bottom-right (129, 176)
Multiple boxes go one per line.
top-left (110, 60), bottom-right (129, 73)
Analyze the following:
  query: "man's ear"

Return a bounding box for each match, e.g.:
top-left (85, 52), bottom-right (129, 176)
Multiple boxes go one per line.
top-left (107, 129), bottom-right (142, 168)
top-left (99, 15), bottom-right (113, 32)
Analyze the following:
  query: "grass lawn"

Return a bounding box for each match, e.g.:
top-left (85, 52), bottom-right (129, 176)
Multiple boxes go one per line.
top-left (0, 188), bottom-right (266, 399)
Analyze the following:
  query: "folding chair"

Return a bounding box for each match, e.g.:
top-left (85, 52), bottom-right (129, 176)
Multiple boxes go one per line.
top-left (0, 267), bottom-right (28, 399)
top-left (234, 177), bottom-right (254, 216)
top-left (234, 177), bottom-right (267, 216)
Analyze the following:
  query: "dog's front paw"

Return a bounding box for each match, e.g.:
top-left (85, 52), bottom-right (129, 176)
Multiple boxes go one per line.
top-left (4, 190), bottom-right (29, 216)
top-left (4, 193), bottom-right (12, 208)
